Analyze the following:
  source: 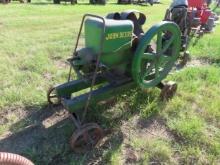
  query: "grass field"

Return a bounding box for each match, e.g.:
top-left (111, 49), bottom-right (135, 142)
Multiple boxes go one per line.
top-left (0, 0), bottom-right (220, 164)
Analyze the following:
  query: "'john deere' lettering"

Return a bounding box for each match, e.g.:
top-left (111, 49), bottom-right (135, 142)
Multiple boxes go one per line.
top-left (105, 31), bottom-right (132, 40)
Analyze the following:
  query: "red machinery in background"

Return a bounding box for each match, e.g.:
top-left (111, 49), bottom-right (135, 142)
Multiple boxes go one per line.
top-left (188, 0), bottom-right (216, 31)
top-left (164, 0), bottom-right (219, 65)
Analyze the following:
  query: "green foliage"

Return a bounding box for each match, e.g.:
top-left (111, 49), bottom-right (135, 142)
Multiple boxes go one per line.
top-left (168, 114), bottom-right (205, 143)
top-left (131, 138), bottom-right (174, 164)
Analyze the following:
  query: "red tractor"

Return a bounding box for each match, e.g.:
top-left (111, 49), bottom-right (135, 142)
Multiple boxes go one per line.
top-left (187, 0), bottom-right (216, 31)
top-left (164, 0), bottom-right (219, 65)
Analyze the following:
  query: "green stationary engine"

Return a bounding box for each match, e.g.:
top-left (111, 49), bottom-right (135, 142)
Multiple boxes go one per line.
top-left (47, 10), bottom-right (181, 153)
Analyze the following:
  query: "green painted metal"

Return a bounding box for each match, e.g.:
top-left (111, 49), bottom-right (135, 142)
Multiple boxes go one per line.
top-left (56, 76), bottom-right (106, 98)
top-left (50, 15), bottom-right (181, 116)
top-left (62, 81), bottom-right (136, 113)
top-left (132, 21), bottom-right (181, 89)
top-left (85, 18), bottom-right (134, 67)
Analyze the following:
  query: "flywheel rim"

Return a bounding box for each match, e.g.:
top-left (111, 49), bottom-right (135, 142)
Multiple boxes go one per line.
top-left (132, 21), bottom-right (181, 89)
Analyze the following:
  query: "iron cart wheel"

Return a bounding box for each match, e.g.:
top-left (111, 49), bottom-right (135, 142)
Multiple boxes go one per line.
top-left (70, 123), bottom-right (104, 153)
top-left (47, 86), bottom-right (61, 105)
top-left (132, 21), bottom-right (181, 89)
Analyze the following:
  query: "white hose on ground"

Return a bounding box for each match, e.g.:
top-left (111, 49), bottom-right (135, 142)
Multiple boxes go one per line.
top-left (0, 152), bottom-right (34, 165)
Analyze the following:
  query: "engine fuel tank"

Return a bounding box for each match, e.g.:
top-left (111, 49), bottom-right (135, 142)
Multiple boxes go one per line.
top-left (84, 18), bottom-right (134, 66)
top-left (85, 18), bottom-right (133, 53)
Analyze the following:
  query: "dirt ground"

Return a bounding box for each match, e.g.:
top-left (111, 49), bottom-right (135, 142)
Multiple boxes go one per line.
top-left (0, 103), bottom-right (170, 164)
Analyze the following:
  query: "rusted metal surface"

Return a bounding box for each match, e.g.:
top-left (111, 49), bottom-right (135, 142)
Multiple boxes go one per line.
top-left (70, 123), bottom-right (104, 153)
top-left (47, 86), bottom-right (61, 106)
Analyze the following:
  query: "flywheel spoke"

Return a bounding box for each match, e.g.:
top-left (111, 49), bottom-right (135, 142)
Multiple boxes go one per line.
top-left (160, 55), bottom-right (172, 63)
top-left (142, 53), bottom-right (156, 60)
top-left (161, 36), bottom-right (175, 54)
top-left (142, 63), bottom-right (155, 80)
top-left (155, 62), bottom-right (160, 77)
top-left (156, 31), bottom-right (163, 54)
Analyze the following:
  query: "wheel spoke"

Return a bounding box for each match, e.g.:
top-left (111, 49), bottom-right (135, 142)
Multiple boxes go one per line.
top-left (83, 131), bottom-right (89, 142)
top-left (142, 53), bottom-right (156, 60)
top-left (143, 73), bottom-right (155, 81)
top-left (83, 130), bottom-right (95, 148)
top-left (156, 31), bottom-right (162, 54)
top-left (70, 123), bottom-right (103, 153)
top-left (86, 130), bottom-right (96, 146)
top-left (49, 95), bottom-right (57, 98)
top-left (160, 55), bottom-right (172, 63)
top-left (155, 62), bottom-right (160, 77)
top-left (142, 64), bottom-right (155, 80)
top-left (162, 36), bottom-right (174, 54)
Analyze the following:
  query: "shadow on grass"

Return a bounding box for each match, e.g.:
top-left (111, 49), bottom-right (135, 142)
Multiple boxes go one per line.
top-left (0, 105), bottom-right (75, 164)
top-left (0, 88), bottom-right (162, 164)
